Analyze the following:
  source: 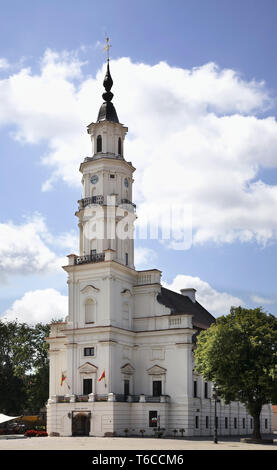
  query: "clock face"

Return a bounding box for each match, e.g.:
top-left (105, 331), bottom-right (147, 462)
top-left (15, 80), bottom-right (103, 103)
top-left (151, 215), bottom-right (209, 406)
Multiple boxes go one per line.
top-left (124, 177), bottom-right (129, 188)
top-left (90, 174), bottom-right (99, 185)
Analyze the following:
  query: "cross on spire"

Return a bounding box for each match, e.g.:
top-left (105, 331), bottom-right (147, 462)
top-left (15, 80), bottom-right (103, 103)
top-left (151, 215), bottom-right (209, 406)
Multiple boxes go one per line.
top-left (103, 36), bottom-right (112, 61)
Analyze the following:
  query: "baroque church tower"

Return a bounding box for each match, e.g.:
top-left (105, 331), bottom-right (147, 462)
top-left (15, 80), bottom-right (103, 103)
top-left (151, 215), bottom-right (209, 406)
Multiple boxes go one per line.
top-left (46, 53), bottom-right (272, 438)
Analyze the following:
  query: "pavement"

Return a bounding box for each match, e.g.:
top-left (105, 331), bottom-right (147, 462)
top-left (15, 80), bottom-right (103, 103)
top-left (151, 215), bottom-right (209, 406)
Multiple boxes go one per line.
top-left (0, 435), bottom-right (276, 450)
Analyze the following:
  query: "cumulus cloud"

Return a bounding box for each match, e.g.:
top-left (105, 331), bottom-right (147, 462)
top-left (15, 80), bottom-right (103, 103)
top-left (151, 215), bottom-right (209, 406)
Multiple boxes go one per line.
top-left (164, 274), bottom-right (243, 316)
top-left (134, 246), bottom-right (157, 268)
top-left (0, 213), bottom-right (77, 279)
top-left (1, 288), bottom-right (68, 324)
top-left (250, 294), bottom-right (276, 306)
top-left (1, 51), bottom-right (277, 245)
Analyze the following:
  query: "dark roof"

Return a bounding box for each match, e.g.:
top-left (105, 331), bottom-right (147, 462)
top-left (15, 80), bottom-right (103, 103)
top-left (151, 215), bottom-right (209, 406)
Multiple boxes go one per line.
top-left (97, 101), bottom-right (119, 123)
top-left (157, 287), bottom-right (215, 329)
top-left (96, 60), bottom-right (119, 124)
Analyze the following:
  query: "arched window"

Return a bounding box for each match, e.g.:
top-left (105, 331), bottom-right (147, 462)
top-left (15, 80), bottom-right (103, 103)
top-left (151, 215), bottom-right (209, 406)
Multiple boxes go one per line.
top-left (96, 135), bottom-right (102, 153)
top-left (118, 137), bottom-right (122, 155)
top-left (85, 299), bottom-right (95, 324)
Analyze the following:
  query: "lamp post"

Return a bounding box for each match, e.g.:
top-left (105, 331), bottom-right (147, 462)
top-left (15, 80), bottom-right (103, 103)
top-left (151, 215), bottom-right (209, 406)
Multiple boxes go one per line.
top-left (213, 385), bottom-right (219, 444)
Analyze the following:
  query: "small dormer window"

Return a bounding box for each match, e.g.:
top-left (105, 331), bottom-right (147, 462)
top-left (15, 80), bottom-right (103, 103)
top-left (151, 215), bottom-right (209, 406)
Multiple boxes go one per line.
top-left (118, 137), bottom-right (122, 155)
top-left (97, 135), bottom-right (102, 152)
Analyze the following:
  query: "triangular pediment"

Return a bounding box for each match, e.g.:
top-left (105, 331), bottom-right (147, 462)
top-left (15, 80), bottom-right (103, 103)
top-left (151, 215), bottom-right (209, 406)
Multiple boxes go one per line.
top-left (147, 364), bottom-right (167, 375)
top-left (120, 363), bottom-right (135, 375)
top-left (78, 362), bottom-right (98, 374)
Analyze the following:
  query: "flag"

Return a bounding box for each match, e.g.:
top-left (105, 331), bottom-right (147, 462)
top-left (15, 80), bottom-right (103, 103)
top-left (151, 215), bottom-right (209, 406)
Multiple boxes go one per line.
top-left (60, 373), bottom-right (66, 386)
top-left (98, 370), bottom-right (105, 382)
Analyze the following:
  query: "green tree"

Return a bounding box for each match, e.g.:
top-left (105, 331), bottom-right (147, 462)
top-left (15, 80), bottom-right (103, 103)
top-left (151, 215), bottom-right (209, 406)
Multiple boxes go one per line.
top-left (0, 320), bottom-right (50, 414)
top-left (194, 306), bottom-right (277, 440)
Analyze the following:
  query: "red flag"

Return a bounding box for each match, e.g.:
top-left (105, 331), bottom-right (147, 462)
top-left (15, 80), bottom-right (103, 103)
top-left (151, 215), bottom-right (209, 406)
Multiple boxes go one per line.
top-left (60, 373), bottom-right (66, 386)
top-left (98, 370), bottom-right (105, 382)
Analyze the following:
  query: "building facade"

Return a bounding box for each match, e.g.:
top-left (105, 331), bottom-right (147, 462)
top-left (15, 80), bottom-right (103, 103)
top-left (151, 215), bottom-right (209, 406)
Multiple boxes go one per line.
top-left (46, 60), bottom-right (272, 438)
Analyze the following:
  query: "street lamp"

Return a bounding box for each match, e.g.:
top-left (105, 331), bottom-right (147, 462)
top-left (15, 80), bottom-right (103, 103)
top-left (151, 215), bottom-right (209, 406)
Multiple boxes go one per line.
top-left (212, 385), bottom-right (220, 444)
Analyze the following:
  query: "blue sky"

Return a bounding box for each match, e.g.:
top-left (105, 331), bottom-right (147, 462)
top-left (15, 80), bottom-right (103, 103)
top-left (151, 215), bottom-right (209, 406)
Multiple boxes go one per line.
top-left (1, 0), bottom-right (277, 322)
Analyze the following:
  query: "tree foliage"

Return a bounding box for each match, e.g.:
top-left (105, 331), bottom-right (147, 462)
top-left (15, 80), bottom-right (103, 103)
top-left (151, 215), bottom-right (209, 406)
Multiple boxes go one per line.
top-left (0, 320), bottom-right (50, 415)
top-left (194, 306), bottom-right (277, 439)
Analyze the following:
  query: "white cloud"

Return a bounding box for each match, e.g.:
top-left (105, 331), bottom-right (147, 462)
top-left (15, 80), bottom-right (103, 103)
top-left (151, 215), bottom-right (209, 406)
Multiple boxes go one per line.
top-left (164, 274), bottom-right (243, 316)
top-left (134, 246), bottom-right (157, 268)
top-left (250, 294), bottom-right (276, 305)
top-left (1, 288), bottom-right (67, 324)
top-left (1, 52), bottom-right (277, 245)
top-left (0, 213), bottom-right (76, 279)
top-left (0, 58), bottom-right (10, 70)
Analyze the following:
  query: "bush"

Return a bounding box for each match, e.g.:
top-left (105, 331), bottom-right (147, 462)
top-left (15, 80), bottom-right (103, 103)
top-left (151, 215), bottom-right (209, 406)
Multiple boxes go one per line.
top-left (24, 429), bottom-right (48, 437)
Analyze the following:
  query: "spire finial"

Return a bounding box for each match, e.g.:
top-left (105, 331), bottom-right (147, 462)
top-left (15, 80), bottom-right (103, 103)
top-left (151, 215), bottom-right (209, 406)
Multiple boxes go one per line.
top-left (102, 36), bottom-right (114, 103)
top-left (103, 36), bottom-right (112, 62)
top-left (96, 35), bottom-right (119, 123)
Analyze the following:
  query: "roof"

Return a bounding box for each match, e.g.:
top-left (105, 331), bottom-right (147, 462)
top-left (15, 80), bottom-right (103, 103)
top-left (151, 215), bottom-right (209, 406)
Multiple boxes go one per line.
top-left (157, 287), bottom-right (215, 329)
top-left (97, 101), bottom-right (119, 123)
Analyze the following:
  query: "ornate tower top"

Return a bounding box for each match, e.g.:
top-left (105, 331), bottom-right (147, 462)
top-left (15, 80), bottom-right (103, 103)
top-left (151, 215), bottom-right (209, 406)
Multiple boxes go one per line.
top-left (97, 37), bottom-right (119, 123)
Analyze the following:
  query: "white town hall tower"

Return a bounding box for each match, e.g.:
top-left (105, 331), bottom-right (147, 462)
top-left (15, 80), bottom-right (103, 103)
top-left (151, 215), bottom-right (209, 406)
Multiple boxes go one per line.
top-left (46, 54), bottom-right (272, 437)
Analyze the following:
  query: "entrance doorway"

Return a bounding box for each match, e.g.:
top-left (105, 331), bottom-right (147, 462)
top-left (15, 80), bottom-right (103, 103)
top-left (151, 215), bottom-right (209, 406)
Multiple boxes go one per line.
top-left (72, 412), bottom-right (91, 436)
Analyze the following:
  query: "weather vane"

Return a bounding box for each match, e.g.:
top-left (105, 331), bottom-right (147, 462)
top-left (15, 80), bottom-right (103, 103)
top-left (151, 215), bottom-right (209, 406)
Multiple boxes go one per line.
top-left (103, 36), bottom-right (112, 61)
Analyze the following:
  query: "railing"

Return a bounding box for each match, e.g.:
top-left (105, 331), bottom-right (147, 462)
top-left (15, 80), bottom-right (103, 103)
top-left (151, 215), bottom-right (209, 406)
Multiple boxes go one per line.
top-left (120, 199), bottom-right (136, 209)
top-left (74, 252), bottom-right (105, 265)
top-left (52, 394), bottom-right (170, 404)
top-left (78, 195), bottom-right (104, 209)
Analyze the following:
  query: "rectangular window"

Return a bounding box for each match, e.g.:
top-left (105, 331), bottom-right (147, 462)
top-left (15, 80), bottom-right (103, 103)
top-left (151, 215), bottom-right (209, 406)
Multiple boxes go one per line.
top-left (205, 416), bottom-right (209, 429)
top-left (195, 416), bottom-right (199, 429)
top-left (149, 411), bottom-right (158, 427)
top-left (153, 380), bottom-right (162, 397)
top-left (204, 382), bottom-right (208, 398)
top-left (193, 380), bottom-right (198, 398)
top-left (243, 418), bottom-right (245, 429)
top-left (234, 417), bottom-right (237, 429)
top-left (124, 380), bottom-right (130, 397)
top-left (250, 419), bottom-right (253, 429)
top-left (84, 347), bottom-right (95, 356)
top-left (265, 418), bottom-right (268, 429)
top-left (83, 378), bottom-right (92, 395)
top-left (125, 252), bottom-right (128, 266)
top-left (225, 417), bottom-right (228, 429)
top-left (110, 174), bottom-right (115, 179)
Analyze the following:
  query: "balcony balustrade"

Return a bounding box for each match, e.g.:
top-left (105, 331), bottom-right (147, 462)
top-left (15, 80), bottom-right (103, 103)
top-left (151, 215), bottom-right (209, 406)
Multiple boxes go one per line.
top-left (52, 394), bottom-right (170, 404)
top-left (74, 252), bottom-right (105, 266)
top-left (78, 195), bottom-right (104, 209)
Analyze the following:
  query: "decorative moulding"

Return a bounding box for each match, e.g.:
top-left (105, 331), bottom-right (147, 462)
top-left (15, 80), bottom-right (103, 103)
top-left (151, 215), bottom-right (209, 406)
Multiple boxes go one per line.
top-left (80, 285), bottom-right (100, 294)
top-left (120, 363), bottom-right (135, 375)
top-left (147, 364), bottom-right (167, 376)
top-left (78, 362), bottom-right (98, 374)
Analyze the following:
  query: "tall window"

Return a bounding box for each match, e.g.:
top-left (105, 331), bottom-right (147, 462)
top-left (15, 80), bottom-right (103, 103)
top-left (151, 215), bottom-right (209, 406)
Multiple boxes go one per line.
top-left (234, 417), bottom-right (237, 429)
top-left (149, 411), bottom-right (158, 427)
top-left (153, 380), bottom-right (162, 397)
top-left (124, 380), bottom-right (130, 397)
top-left (83, 378), bottom-right (92, 395)
top-left (204, 382), bottom-right (208, 398)
top-left (97, 135), bottom-right (102, 152)
top-left (193, 380), bottom-right (198, 398)
top-left (125, 252), bottom-right (128, 266)
top-left (205, 416), bottom-right (209, 429)
top-left (118, 137), bottom-right (122, 155)
top-left (85, 299), bottom-right (95, 324)
top-left (195, 416), bottom-right (199, 429)
top-left (225, 417), bottom-right (228, 429)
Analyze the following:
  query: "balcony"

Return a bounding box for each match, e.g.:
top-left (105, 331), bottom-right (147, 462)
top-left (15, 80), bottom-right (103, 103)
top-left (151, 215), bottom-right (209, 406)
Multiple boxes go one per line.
top-left (74, 252), bottom-right (105, 265)
top-left (51, 394), bottom-right (170, 404)
top-left (120, 199), bottom-right (136, 210)
top-left (78, 195), bottom-right (104, 210)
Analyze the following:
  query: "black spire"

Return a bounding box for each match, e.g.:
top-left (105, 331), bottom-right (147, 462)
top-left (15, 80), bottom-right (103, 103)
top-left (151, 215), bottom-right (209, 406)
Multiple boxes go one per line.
top-left (97, 60), bottom-right (119, 123)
